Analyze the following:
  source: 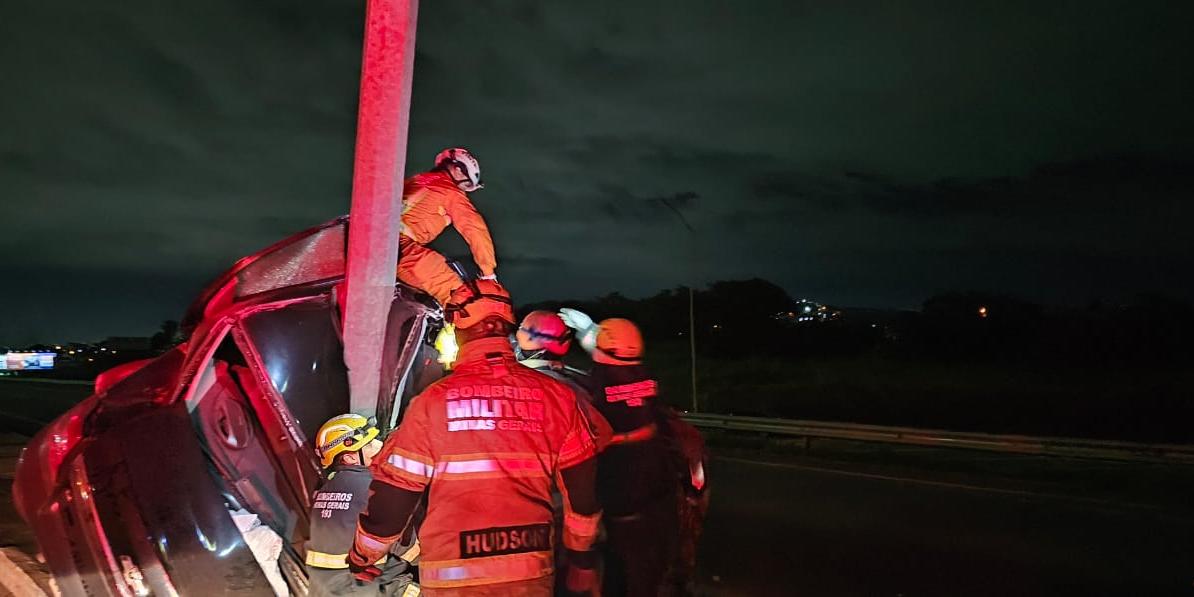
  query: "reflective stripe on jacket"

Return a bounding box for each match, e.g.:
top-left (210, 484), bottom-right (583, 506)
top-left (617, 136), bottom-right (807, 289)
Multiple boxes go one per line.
top-left (370, 337), bottom-right (598, 589)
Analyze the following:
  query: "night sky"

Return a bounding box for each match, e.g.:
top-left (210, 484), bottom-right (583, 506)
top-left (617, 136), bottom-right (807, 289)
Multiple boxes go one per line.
top-left (3, 1), bottom-right (1193, 344)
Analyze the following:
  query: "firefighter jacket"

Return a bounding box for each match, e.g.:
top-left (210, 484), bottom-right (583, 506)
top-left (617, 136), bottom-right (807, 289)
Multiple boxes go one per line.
top-left (584, 363), bottom-right (676, 516)
top-left (360, 337), bottom-right (601, 590)
top-left (401, 171), bottom-right (497, 276)
top-left (307, 466), bottom-right (413, 596)
top-left (520, 358), bottom-right (613, 453)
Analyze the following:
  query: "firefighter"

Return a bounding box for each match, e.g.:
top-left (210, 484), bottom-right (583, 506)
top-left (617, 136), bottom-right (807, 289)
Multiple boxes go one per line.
top-left (558, 310), bottom-right (701, 597)
top-left (397, 148), bottom-right (497, 304)
top-left (349, 281), bottom-right (602, 596)
top-left (307, 415), bottom-right (418, 597)
top-left (513, 310), bottom-right (615, 596)
top-left (512, 311), bottom-right (575, 373)
top-left (513, 310), bottom-right (613, 450)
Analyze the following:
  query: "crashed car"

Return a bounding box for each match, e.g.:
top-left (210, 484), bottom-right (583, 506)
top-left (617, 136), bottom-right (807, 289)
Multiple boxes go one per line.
top-left (13, 217), bottom-right (446, 595)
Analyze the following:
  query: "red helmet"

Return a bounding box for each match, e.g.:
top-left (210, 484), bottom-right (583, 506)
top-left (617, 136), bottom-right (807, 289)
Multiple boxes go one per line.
top-left (445, 280), bottom-right (514, 329)
top-left (517, 310), bottom-right (573, 356)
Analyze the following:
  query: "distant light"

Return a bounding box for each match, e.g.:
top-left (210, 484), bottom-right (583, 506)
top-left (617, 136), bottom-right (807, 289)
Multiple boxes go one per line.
top-left (68, 350), bottom-right (75, 355)
top-left (87, 358), bottom-right (94, 362)
top-left (978, 306), bottom-right (989, 318)
top-left (111, 351), bottom-right (117, 354)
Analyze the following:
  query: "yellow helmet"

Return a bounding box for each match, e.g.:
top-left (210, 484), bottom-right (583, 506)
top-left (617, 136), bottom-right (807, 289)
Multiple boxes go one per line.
top-left (316, 414), bottom-right (380, 468)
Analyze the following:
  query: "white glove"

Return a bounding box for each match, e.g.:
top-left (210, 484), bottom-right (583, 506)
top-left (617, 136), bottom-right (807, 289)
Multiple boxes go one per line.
top-left (559, 308), bottom-right (598, 353)
top-left (558, 308), bottom-right (594, 331)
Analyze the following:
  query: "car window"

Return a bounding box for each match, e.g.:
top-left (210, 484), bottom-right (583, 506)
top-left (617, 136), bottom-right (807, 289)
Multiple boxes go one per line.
top-left (235, 221), bottom-right (346, 299)
top-left (239, 297), bottom-right (350, 444)
top-left (377, 295), bottom-right (444, 431)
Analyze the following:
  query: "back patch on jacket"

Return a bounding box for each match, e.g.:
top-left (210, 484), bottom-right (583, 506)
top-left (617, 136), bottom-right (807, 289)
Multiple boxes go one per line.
top-left (460, 523), bottom-right (552, 559)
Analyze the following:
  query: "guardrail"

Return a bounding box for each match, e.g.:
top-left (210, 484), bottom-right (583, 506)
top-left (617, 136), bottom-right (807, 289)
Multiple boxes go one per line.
top-left (0, 377), bottom-right (92, 386)
top-left (681, 413), bottom-right (1194, 465)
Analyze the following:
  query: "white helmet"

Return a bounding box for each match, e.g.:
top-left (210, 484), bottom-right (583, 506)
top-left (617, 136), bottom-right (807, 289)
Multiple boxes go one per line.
top-left (435, 147), bottom-right (483, 192)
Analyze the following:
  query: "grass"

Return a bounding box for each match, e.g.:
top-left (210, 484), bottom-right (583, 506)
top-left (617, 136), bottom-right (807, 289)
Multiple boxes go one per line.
top-left (644, 342), bottom-right (1194, 443)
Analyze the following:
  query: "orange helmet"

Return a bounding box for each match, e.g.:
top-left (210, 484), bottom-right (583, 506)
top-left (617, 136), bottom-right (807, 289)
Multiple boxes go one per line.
top-left (594, 318), bottom-right (644, 364)
top-left (445, 279), bottom-right (514, 329)
top-left (517, 310), bottom-right (573, 356)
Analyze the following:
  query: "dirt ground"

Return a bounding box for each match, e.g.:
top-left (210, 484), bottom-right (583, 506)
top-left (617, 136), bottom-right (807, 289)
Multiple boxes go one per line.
top-left (0, 433), bottom-right (53, 596)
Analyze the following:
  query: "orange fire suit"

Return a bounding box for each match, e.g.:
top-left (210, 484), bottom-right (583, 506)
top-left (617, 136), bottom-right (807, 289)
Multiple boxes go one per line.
top-left (352, 337), bottom-right (601, 595)
top-left (397, 171), bottom-right (498, 304)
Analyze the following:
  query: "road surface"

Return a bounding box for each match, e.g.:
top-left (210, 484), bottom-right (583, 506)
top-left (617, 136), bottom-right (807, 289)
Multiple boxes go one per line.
top-left (696, 447), bottom-right (1194, 596)
top-left (0, 378), bottom-right (91, 435)
top-left (4, 380), bottom-right (1194, 596)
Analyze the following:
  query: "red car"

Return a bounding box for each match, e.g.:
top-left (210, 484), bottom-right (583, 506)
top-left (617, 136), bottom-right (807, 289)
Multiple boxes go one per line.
top-left (13, 217), bottom-right (445, 595)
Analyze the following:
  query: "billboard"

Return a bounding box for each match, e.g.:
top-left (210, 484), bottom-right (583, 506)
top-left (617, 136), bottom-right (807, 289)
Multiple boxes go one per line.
top-left (1, 352), bottom-right (56, 371)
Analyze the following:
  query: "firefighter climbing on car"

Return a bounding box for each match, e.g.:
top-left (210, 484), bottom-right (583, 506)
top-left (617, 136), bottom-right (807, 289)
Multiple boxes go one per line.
top-left (397, 148), bottom-right (498, 305)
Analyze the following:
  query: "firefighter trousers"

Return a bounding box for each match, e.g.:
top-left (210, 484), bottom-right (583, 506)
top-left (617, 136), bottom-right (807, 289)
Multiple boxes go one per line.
top-left (397, 236), bottom-right (463, 305)
top-left (602, 495), bottom-right (680, 597)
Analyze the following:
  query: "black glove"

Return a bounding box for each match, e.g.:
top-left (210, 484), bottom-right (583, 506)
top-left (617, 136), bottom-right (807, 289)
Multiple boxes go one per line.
top-left (348, 546), bottom-right (382, 584)
top-left (563, 549), bottom-right (599, 597)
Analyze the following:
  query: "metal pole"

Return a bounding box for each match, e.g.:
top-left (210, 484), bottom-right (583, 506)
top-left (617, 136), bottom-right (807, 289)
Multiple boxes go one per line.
top-left (343, 0), bottom-right (419, 418)
top-left (689, 286), bottom-right (698, 412)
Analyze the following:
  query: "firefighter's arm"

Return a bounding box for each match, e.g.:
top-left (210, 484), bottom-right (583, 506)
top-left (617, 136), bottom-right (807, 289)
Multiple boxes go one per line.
top-left (349, 396), bottom-right (435, 579)
top-left (557, 392), bottom-right (602, 595)
top-left (576, 390), bottom-right (613, 453)
top-left (349, 481), bottom-right (423, 581)
top-left (559, 457), bottom-right (600, 595)
top-left (445, 192), bottom-right (497, 276)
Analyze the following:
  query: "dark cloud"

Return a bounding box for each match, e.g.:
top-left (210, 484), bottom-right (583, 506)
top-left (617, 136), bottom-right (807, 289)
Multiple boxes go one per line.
top-left (2, 1), bottom-right (1194, 343)
top-left (499, 254), bottom-right (569, 269)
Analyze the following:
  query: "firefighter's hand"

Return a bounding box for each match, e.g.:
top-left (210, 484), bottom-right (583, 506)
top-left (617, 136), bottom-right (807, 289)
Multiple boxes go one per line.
top-left (348, 547), bottom-right (382, 584)
top-left (560, 308), bottom-right (598, 353)
top-left (563, 549), bottom-right (599, 597)
top-left (558, 308), bottom-right (594, 332)
top-left (563, 563), bottom-right (599, 597)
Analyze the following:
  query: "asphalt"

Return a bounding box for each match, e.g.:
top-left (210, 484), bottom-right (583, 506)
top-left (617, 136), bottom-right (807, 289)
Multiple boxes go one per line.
top-left (695, 449), bottom-right (1194, 596)
top-left (4, 380), bottom-right (1194, 596)
top-left (0, 379), bottom-right (92, 436)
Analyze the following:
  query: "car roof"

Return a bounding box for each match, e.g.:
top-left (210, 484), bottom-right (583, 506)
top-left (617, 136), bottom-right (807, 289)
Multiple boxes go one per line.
top-left (181, 216), bottom-right (349, 335)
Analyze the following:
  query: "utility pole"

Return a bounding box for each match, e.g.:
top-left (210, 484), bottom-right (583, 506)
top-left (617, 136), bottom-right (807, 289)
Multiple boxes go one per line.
top-left (343, 0), bottom-right (419, 418)
top-left (689, 285), bottom-right (698, 412)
